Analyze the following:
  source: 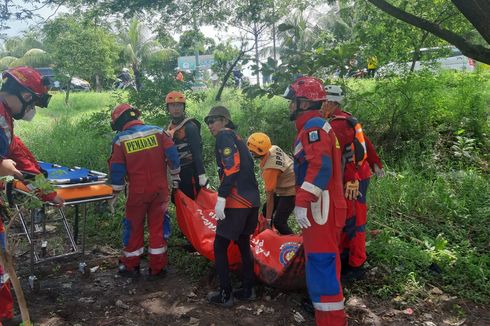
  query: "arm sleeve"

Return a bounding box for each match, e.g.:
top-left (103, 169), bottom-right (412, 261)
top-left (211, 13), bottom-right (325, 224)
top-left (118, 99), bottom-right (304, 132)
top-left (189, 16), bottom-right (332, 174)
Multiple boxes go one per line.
top-left (108, 141), bottom-right (127, 191)
top-left (296, 128), bottom-right (333, 207)
top-left (262, 168), bottom-right (282, 193)
top-left (10, 136), bottom-right (59, 201)
top-left (8, 136), bottom-right (41, 174)
top-left (185, 123), bottom-right (205, 175)
top-left (216, 133), bottom-right (240, 198)
top-left (161, 133), bottom-right (181, 174)
top-left (365, 135), bottom-right (383, 169)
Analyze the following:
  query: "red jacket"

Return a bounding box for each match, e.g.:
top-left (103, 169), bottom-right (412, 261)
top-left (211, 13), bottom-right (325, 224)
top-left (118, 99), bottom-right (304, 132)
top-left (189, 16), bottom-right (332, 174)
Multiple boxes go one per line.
top-left (327, 108), bottom-right (359, 183)
top-left (0, 101), bottom-right (56, 201)
top-left (109, 120), bottom-right (180, 196)
top-left (293, 111), bottom-right (345, 216)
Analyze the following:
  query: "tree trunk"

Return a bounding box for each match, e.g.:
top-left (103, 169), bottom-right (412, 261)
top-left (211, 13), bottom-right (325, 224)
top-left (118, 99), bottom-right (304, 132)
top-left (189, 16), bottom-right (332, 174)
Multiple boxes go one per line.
top-left (132, 63), bottom-right (142, 91)
top-left (95, 74), bottom-right (101, 92)
top-left (272, 0), bottom-right (277, 61)
top-left (254, 22), bottom-right (260, 86)
top-left (216, 52), bottom-right (244, 102)
top-left (64, 77), bottom-right (72, 104)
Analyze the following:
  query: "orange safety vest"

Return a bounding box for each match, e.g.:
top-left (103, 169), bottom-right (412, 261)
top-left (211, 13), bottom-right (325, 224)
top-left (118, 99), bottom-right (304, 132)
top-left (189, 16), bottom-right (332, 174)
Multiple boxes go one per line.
top-left (329, 115), bottom-right (367, 167)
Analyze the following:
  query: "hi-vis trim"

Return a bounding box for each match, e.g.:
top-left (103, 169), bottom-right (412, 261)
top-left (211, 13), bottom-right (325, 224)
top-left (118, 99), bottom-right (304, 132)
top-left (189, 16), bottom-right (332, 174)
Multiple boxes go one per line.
top-left (294, 142), bottom-right (303, 155)
top-left (313, 299), bottom-right (345, 311)
top-left (124, 134), bottom-right (158, 153)
top-left (322, 121), bottom-right (332, 133)
top-left (123, 247), bottom-right (144, 257)
top-left (0, 116), bottom-right (12, 144)
top-left (115, 128), bottom-right (163, 145)
top-left (148, 246), bottom-right (167, 255)
top-left (301, 181), bottom-right (322, 197)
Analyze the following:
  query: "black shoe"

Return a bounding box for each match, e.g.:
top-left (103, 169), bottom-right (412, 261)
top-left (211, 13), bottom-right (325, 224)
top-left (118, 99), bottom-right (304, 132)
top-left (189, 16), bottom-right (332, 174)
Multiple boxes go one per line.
top-left (118, 264), bottom-right (140, 278)
top-left (207, 289), bottom-right (234, 308)
top-left (301, 297), bottom-right (315, 316)
top-left (233, 287), bottom-right (257, 301)
top-left (342, 265), bottom-right (366, 282)
top-left (146, 268), bottom-right (167, 280)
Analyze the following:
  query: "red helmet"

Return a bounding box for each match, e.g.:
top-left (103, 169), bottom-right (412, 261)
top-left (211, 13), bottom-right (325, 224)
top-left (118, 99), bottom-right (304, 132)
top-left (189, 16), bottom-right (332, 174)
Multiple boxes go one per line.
top-left (111, 103), bottom-right (141, 127)
top-left (283, 76), bottom-right (326, 102)
top-left (165, 91), bottom-right (186, 104)
top-left (3, 66), bottom-right (51, 107)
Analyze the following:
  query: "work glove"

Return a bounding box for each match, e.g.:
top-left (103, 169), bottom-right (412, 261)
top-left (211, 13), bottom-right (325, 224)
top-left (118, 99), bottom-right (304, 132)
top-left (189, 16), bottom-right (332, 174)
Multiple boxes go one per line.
top-left (171, 174), bottom-right (181, 189)
top-left (108, 191), bottom-right (121, 215)
top-left (198, 174), bottom-right (209, 187)
top-left (294, 206), bottom-right (311, 229)
top-left (344, 180), bottom-right (360, 200)
top-left (214, 196), bottom-right (226, 221)
top-left (374, 164), bottom-right (385, 178)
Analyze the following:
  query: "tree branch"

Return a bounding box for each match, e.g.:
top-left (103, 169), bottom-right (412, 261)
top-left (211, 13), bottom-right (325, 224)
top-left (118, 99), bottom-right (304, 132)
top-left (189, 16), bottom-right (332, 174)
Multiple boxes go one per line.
top-left (366, 0), bottom-right (490, 65)
top-left (451, 0), bottom-right (490, 45)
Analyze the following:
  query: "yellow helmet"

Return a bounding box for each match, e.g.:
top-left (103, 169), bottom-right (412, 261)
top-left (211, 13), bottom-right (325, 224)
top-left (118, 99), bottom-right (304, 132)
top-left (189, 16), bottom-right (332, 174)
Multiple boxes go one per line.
top-left (247, 132), bottom-right (272, 156)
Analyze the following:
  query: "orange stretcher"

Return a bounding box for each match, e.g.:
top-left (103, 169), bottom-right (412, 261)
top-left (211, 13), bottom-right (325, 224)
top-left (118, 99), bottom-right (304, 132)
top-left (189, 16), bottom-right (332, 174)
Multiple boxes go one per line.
top-left (8, 162), bottom-right (113, 290)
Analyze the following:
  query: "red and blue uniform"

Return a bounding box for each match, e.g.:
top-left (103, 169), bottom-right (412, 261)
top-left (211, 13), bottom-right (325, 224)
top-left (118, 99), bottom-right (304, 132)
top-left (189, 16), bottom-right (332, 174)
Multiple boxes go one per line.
top-left (329, 108), bottom-right (382, 268)
top-left (109, 120), bottom-right (180, 273)
top-left (293, 110), bottom-right (347, 326)
top-left (0, 100), bottom-right (56, 320)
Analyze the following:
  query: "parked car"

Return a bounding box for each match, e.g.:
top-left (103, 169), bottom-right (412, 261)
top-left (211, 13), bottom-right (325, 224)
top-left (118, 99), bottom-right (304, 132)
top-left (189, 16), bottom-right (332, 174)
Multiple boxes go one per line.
top-left (35, 67), bottom-right (91, 91)
top-left (376, 46), bottom-right (475, 76)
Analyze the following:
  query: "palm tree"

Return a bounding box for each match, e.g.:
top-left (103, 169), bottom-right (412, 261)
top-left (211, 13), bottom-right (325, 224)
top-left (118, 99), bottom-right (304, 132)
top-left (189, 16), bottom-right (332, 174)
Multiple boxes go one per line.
top-left (117, 17), bottom-right (165, 90)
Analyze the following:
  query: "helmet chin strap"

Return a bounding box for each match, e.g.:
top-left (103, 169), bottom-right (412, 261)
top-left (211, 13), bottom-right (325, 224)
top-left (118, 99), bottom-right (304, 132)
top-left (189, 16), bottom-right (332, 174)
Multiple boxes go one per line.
top-left (12, 91), bottom-right (35, 120)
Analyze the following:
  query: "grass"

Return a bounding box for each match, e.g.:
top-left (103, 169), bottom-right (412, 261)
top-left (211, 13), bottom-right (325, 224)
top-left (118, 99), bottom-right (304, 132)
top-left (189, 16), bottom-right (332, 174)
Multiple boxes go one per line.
top-left (9, 73), bottom-right (490, 303)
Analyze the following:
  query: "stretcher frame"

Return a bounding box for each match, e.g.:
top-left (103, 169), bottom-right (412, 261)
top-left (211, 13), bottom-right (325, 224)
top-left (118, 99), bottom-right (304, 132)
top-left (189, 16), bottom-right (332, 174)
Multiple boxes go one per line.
top-left (9, 176), bottom-right (113, 290)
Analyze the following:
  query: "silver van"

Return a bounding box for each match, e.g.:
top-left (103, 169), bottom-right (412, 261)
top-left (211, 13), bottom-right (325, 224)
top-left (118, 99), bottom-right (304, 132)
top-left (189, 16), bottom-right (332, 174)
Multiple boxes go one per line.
top-left (377, 46), bottom-right (475, 76)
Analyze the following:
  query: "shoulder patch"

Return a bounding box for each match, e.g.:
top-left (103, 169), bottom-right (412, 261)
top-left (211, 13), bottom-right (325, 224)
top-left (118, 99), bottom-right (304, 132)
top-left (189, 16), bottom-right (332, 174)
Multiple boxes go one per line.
top-left (223, 147), bottom-right (232, 156)
top-left (308, 130), bottom-right (320, 143)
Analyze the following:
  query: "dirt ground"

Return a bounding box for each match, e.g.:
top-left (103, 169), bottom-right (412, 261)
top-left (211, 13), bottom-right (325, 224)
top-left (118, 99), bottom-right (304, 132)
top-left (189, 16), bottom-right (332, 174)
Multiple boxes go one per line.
top-left (4, 248), bottom-right (489, 326)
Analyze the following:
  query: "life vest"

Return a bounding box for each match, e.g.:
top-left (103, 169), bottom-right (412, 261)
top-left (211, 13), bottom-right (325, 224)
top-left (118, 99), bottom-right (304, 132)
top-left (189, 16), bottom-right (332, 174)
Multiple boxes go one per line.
top-left (329, 115), bottom-right (367, 167)
top-left (167, 118), bottom-right (201, 167)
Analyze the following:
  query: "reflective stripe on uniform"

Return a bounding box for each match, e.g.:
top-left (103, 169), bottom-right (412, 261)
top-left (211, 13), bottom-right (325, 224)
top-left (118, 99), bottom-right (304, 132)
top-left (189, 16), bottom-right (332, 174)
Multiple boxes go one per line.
top-left (313, 300), bottom-right (345, 311)
top-left (294, 142), bottom-right (303, 156)
top-left (301, 181), bottom-right (322, 197)
top-left (0, 116), bottom-right (12, 144)
top-left (112, 184), bottom-right (125, 191)
top-left (322, 121), bottom-right (332, 133)
top-left (123, 247), bottom-right (144, 257)
top-left (148, 246), bottom-right (167, 255)
top-left (115, 129), bottom-right (162, 145)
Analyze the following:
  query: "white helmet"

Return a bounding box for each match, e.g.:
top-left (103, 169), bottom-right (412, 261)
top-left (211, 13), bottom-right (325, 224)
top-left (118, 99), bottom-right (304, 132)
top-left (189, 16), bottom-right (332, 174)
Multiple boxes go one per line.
top-left (325, 85), bottom-right (344, 103)
top-left (122, 68), bottom-right (129, 72)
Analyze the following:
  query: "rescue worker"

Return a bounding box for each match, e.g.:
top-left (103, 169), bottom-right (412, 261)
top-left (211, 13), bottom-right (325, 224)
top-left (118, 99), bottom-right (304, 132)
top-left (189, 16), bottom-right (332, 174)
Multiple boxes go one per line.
top-left (165, 91), bottom-right (207, 200)
top-left (0, 66), bottom-right (64, 323)
top-left (322, 84), bottom-right (384, 280)
top-left (285, 76), bottom-right (347, 325)
top-left (247, 132), bottom-right (295, 235)
top-left (204, 106), bottom-right (260, 307)
top-left (367, 56), bottom-right (378, 78)
top-left (108, 103), bottom-right (180, 278)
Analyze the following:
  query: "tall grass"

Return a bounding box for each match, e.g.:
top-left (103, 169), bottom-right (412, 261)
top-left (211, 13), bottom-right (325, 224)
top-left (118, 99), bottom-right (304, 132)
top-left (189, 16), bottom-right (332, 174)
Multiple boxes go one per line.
top-left (10, 71), bottom-right (490, 303)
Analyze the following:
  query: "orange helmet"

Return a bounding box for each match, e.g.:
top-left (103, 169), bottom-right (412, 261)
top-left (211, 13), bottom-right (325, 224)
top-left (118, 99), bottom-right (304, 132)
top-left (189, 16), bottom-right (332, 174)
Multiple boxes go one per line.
top-left (111, 103), bottom-right (141, 131)
top-left (165, 91), bottom-right (186, 105)
top-left (247, 132), bottom-right (272, 156)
